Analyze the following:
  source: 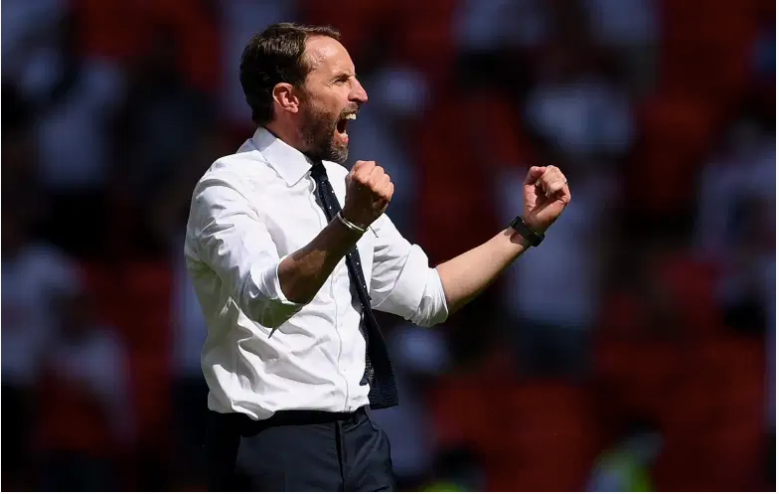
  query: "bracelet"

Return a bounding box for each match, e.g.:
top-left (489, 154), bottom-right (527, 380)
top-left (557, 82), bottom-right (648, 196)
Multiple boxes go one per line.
top-left (337, 211), bottom-right (367, 233)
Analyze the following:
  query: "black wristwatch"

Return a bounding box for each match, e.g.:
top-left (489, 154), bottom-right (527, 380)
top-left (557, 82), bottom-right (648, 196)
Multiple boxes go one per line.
top-left (509, 215), bottom-right (544, 247)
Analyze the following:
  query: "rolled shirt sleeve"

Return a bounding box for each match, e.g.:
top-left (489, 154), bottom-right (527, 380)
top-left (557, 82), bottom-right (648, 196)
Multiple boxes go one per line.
top-left (189, 175), bottom-right (303, 329)
top-left (369, 214), bottom-right (449, 327)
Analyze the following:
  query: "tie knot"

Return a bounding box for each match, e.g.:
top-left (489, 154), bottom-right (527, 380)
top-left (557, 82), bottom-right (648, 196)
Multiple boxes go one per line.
top-left (310, 162), bottom-right (327, 182)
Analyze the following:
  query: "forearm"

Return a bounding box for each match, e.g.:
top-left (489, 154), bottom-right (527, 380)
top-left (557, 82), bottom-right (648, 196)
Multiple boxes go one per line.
top-left (278, 218), bottom-right (363, 303)
top-left (436, 227), bottom-right (531, 314)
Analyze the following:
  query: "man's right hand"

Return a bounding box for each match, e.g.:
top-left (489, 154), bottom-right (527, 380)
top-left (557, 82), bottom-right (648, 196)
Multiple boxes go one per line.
top-left (342, 160), bottom-right (394, 229)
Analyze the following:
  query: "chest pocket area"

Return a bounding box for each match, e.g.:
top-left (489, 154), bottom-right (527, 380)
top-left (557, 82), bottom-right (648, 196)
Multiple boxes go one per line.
top-left (262, 185), bottom-right (322, 257)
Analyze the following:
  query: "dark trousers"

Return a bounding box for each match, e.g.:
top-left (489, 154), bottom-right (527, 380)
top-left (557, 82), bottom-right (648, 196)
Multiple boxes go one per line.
top-left (205, 408), bottom-right (395, 491)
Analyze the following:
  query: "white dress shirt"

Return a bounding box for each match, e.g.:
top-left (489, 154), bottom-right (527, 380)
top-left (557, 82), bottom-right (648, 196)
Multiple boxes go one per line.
top-left (184, 127), bottom-right (448, 420)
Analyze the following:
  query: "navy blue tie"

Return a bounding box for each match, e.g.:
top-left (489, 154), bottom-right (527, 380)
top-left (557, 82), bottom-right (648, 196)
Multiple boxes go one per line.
top-left (310, 162), bottom-right (398, 409)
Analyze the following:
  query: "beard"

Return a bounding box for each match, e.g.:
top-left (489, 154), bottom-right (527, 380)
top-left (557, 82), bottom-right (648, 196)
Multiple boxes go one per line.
top-left (299, 101), bottom-right (352, 165)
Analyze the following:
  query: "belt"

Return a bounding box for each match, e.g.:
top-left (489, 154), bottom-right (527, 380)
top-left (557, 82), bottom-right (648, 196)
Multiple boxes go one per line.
top-left (210, 407), bottom-right (368, 436)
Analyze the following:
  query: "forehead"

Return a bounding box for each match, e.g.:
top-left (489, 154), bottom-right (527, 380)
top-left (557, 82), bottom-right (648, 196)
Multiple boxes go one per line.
top-left (303, 36), bottom-right (354, 78)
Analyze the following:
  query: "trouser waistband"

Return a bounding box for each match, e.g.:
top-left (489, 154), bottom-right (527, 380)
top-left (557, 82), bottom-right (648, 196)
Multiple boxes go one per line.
top-left (209, 407), bottom-right (367, 435)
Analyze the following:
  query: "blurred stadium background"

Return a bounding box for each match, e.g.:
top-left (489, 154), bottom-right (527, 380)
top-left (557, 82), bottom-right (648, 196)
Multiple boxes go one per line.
top-left (1, 0), bottom-right (775, 491)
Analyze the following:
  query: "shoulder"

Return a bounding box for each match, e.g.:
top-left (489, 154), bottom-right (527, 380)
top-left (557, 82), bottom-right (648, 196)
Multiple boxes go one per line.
top-left (187, 151), bottom-right (270, 230)
top-left (194, 146), bottom-right (279, 198)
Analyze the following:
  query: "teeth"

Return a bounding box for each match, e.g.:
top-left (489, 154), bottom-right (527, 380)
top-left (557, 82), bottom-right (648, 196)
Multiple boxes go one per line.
top-left (344, 114), bottom-right (357, 120)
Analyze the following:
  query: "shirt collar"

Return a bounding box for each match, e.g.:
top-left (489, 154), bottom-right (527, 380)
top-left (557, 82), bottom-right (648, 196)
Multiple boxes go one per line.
top-left (251, 127), bottom-right (315, 187)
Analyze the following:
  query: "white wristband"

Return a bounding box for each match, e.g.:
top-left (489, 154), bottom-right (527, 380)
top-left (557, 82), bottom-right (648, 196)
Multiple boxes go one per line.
top-left (337, 211), bottom-right (367, 233)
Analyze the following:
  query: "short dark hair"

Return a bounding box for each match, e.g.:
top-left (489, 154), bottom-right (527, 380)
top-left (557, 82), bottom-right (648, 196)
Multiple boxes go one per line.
top-left (240, 22), bottom-right (341, 126)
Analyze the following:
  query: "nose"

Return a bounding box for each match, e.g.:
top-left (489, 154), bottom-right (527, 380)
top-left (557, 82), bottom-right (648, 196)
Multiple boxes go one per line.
top-left (350, 78), bottom-right (368, 105)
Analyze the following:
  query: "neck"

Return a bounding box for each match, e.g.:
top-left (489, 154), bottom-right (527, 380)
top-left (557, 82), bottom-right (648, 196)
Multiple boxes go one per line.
top-left (264, 121), bottom-right (308, 156)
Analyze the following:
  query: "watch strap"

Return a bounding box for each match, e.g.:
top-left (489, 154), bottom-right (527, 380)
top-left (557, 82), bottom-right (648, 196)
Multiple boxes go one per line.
top-left (509, 215), bottom-right (544, 247)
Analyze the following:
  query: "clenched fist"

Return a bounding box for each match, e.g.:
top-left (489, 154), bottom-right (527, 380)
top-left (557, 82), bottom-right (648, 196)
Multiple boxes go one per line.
top-left (342, 160), bottom-right (394, 229)
top-left (522, 165), bottom-right (571, 234)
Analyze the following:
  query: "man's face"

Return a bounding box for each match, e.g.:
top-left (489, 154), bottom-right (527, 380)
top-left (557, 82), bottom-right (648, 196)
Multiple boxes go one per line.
top-left (297, 36), bottom-right (368, 164)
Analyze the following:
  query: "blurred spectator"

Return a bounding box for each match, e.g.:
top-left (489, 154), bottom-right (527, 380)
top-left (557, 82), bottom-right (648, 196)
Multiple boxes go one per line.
top-left (694, 111), bottom-right (775, 264)
top-left (35, 293), bottom-right (131, 491)
top-left (693, 109), bottom-right (776, 463)
top-left (582, 0), bottom-right (660, 94)
top-left (1, 194), bottom-right (83, 489)
top-left (524, 41), bottom-right (635, 167)
top-left (2, 0), bottom-right (69, 100)
top-left (454, 0), bottom-right (551, 54)
top-left (3, 1), bottom-right (126, 258)
top-left (32, 16), bottom-right (125, 193)
top-left (111, 23), bottom-right (214, 215)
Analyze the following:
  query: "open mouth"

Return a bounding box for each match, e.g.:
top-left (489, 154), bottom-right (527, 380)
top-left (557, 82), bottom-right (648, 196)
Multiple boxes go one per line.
top-left (336, 113), bottom-right (357, 140)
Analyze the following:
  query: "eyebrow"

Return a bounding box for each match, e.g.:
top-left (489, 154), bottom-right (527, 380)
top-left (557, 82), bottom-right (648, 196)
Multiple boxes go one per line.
top-left (332, 71), bottom-right (356, 81)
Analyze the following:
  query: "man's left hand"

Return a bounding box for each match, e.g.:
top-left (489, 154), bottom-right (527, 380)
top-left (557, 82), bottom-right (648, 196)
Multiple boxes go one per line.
top-left (522, 165), bottom-right (571, 234)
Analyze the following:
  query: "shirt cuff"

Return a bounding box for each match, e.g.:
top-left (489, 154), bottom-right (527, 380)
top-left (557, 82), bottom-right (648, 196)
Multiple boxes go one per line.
top-left (413, 267), bottom-right (449, 327)
top-left (386, 245), bottom-right (449, 327)
top-left (250, 254), bottom-right (304, 328)
top-left (269, 254), bottom-right (303, 307)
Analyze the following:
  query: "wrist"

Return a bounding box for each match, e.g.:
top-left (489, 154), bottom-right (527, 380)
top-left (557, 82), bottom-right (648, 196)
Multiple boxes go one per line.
top-left (328, 216), bottom-right (364, 251)
top-left (509, 215), bottom-right (545, 247)
top-left (340, 208), bottom-right (371, 230)
top-left (521, 215), bottom-right (547, 235)
top-left (336, 211), bottom-right (366, 234)
top-left (507, 227), bottom-right (534, 248)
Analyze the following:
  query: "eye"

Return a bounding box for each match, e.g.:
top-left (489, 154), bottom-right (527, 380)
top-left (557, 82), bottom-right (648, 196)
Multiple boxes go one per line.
top-left (334, 74), bottom-right (352, 85)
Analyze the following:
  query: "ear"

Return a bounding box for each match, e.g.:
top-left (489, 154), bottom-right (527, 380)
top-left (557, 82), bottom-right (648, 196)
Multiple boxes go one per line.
top-left (272, 82), bottom-right (300, 116)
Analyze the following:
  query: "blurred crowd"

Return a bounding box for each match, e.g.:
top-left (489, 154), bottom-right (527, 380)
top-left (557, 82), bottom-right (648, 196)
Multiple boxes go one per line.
top-left (1, 0), bottom-right (775, 491)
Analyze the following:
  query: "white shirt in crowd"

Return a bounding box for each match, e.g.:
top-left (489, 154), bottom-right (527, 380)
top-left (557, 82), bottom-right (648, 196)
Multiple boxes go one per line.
top-left (1, 243), bottom-right (81, 387)
top-left (184, 127), bottom-right (448, 420)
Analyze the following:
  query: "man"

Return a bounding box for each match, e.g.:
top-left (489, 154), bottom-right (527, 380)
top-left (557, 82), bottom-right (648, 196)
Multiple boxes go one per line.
top-left (185, 22), bottom-right (570, 491)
